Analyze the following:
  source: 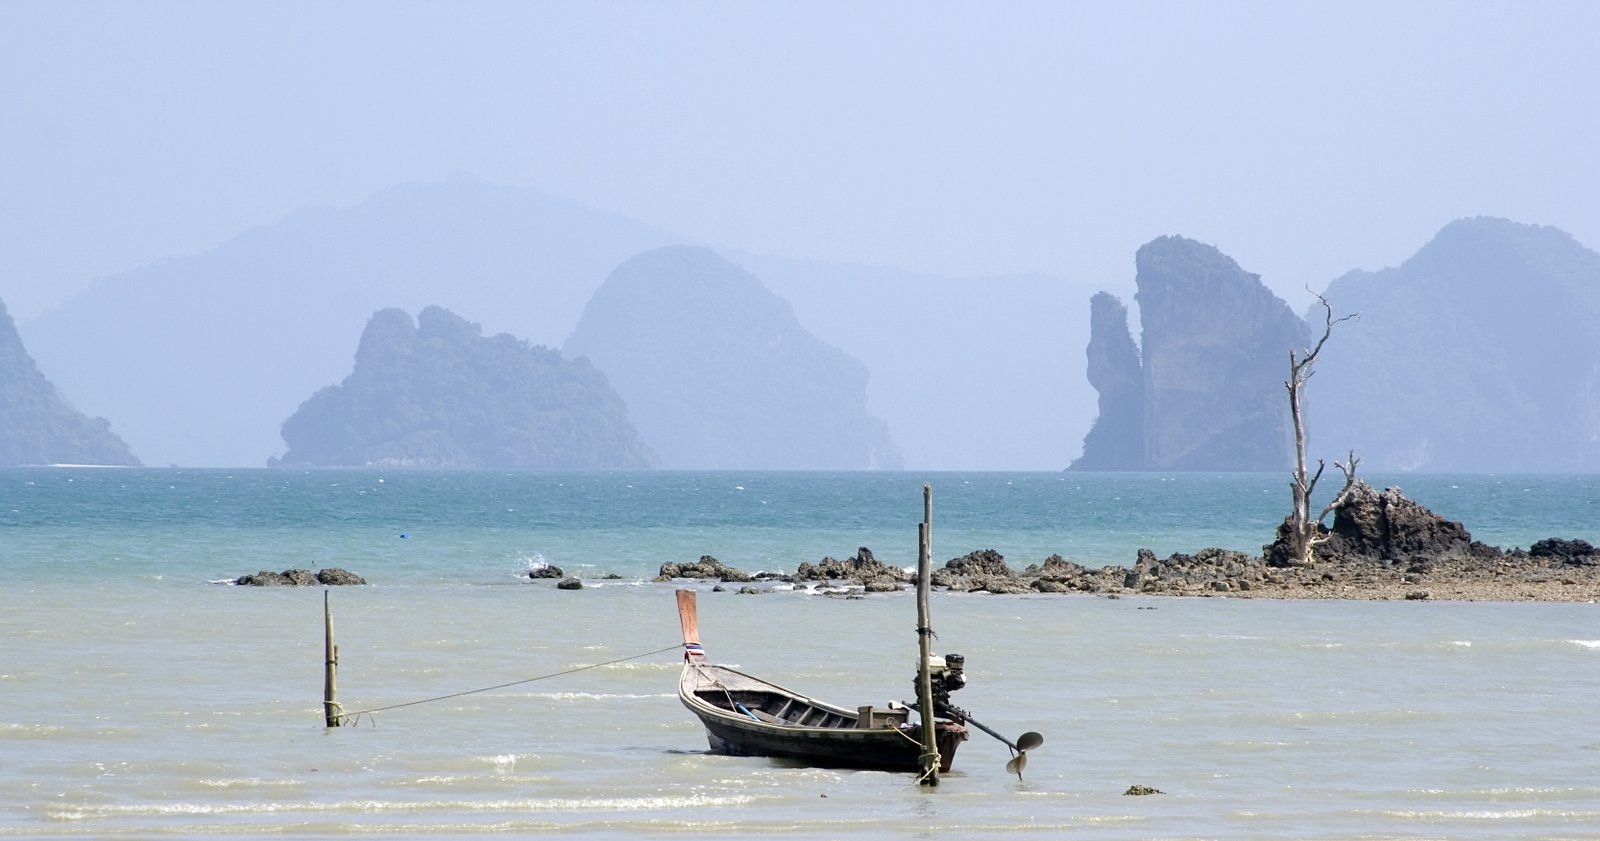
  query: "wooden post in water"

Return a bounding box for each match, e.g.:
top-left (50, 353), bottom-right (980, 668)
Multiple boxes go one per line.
top-left (915, 482), bottom-right (939, 785)
top-left (323, 590), bottom-right (341, 727)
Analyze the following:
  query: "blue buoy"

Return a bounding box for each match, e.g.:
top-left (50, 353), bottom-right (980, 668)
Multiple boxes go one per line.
top-left (399, 533), bottom-right (409, 539)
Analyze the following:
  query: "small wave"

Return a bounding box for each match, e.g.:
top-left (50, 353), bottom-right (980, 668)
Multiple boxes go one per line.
top-left (196, 777), bottom-right (305, 790)
top-left (39, 793), bottom-right (757, 820)
top-left (574, 661), bottom-right (677, 671)
top-left (1567, 639), bottom-right (1600, 649)
top-left (1367, 807), bottom-right (1600, 820)
top-left (512, 691), bottom-right (674, 701)
top-left (0, 722), bottom-right (67, 739)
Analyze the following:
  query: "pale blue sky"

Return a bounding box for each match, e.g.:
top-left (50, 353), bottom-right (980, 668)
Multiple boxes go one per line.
top-left (4, 0), bottom-right (1598, 319)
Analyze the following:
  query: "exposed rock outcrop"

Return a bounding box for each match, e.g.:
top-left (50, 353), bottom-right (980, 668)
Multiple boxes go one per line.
top-left (794, 547), bottom-right (907, 590)
top-left (656, 555), bottom-right (753, 583)
top-left (1262, 480), bottom-right (1490, 567)
top-left (667, 488), bottom-right (1600, 601)
top-left (233, 568), bottom-right (366, 586)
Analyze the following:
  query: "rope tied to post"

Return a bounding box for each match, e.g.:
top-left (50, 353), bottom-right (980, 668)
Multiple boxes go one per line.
top-left (331, 643), bottom-right (682, 726)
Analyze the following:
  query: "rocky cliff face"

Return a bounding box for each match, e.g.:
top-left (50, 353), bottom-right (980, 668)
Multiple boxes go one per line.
top-left (277, 306), bottom-right (655, 468)
top-left (0, 299), bottom-right (139, 466)
top-left (1072, 237), bottom-right (1308, 470)
top-left (565, 246), bottom-right (902, 470)
top-left (1314, 217), bottom-right (1600, 471)
top-left (1070, 292), bottom-right (1144, 469)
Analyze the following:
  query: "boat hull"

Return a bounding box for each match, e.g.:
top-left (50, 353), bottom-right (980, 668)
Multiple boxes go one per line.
top-left (690, 704), bottom-right (965, 772)
top-left (679, 663), bottom-right (966, 773)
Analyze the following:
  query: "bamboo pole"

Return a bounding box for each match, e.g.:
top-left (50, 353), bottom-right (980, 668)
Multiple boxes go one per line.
top-left (915, 483), bottom-right (939, 785)
top-left (324, 590), bottom-right (341, 727)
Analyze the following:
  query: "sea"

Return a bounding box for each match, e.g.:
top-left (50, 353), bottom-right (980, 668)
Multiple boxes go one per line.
top-left (3, 468), bottom-right (1599, 840)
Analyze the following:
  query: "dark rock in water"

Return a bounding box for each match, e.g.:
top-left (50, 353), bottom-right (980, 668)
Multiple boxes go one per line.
top-left (945, 549), bottom-right (1013, 578)
top-left (751, 570), bottom-right (795, 583)
top-left (1264, 481), bottom-right (1491, 567)
top-left (656, 555), bottom-right (751, 582)
top-left (1124, 785), bottom-right (1164, 796)
top-left (556, 577), bottom-right (583, 590)
top-left (736, 586), bottom-right (765, 595)
top-left (1024, 554), bottom-right (1126, 594)
top-left (794, 547), bottom-right (908, 586)
top-left (234, 568), bottom-right (366, 586)
top-left (316, 568), bottom-right (366, 586)
top-left (1122, 548), bottom-right (1260, 594)
top-left (527, 564), bottom-right (565, 579)
top-left (1529, 538), bottom-right (1599, 565)
top-left (931, 549), bottom-right (1016, 592)
top-left (236, 570), bottom-right (290, 586)
top-left (1330, 482), bottom-right (1478, 561)
top-left (282, 569), bottom-right (318, 586)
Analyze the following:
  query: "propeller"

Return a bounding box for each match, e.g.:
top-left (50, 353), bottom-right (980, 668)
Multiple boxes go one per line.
top-left (908, 701), bottom-right (1044, 779)
top-left (1004, 731), bottom-right (1044, 779)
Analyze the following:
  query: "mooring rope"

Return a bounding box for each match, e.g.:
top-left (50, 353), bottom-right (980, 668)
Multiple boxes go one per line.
top-left (334, 643), bottom-right (682, 725)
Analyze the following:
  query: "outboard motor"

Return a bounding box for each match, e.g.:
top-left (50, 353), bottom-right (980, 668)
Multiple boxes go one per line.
top-left (920, 652), bottom-right (967, 710)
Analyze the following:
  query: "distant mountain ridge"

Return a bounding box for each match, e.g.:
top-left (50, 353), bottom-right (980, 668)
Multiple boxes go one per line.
top-left (278, 306), bottom-right (655, 469)
top-left (1314, 217), bottom-right (1600, 471)
top-left (20, 176), bottom-right (1096, 469)
top-left (0, 298), bottom-right (139, 466)
top-left (565, 246), bottom-right (901, 470)
top-left (21, 177), bottom-right (681, 468)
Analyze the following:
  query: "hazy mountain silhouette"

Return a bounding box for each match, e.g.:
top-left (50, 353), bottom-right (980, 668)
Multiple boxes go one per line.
top-left (1071, 219), bottom-right (1600, 473)
top-left (1071, 236), bottom-right (1308, 470)
top-left (565, 246), bottom-right (901, 469)
top-left (20, 176), bottom-right (1097, 469)
top-left (1314, 217), bottom-right (1600, 471)
top-left (20, 176), bottom-right (680, 467)
top-left (278, 306), bottom-right (654, 468)
top-left (0, 298), bottom-right (139, 466)
top-left (724, 253), bottom-right (1104, 471)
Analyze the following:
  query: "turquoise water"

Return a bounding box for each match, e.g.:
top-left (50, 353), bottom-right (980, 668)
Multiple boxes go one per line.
top-left (3, 469), bottom-right (1599, 839)
top-left (6, 469), bottom-right (1596, 582)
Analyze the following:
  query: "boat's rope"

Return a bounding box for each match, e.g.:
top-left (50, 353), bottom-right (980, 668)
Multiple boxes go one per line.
top-left (332, 643), bottom-right (681, 726)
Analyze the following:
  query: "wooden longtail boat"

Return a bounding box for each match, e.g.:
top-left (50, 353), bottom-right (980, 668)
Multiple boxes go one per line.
top-left (674, 588), bottom-right (968, 773)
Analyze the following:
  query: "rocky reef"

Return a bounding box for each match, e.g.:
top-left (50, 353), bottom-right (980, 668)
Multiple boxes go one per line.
top-left (233, 568), bottom-right (366, 586)
top-left (651, 485), bottom-right (1598, 602)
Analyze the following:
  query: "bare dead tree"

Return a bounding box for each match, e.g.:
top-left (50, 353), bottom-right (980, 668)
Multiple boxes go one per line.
top-left (1286, 293), bottom-right (1360, 566)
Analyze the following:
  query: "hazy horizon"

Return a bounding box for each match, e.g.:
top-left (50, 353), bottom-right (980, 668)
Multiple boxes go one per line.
top-left (4, 2), bottom-right (1599, 471)
top-left (6, 2), bottom-right (1600, 321)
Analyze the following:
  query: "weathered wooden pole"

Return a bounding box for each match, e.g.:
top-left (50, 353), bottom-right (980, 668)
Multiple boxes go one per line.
top-left (323, 590), bottom-right (341, 727)
top-left (915, 482), bottom-right (939, 785)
